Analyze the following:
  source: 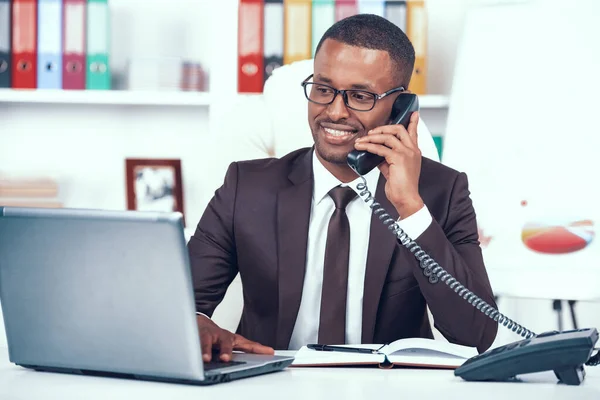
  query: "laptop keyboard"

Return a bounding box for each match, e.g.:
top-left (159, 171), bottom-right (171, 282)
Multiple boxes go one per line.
top-left (203, 360), bottom-right (247, 371)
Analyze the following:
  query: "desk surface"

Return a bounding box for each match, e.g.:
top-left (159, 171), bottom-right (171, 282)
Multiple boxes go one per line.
top-left (1, 347), bottom-right (599, 400)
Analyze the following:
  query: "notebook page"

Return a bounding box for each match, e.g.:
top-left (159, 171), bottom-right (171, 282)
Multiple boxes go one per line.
top-left (292, 345), bottom-right (384, 366)
top-left (387, 351), bottom-right (468, 368)
top-left (383, 338), bottom-right (478, 359)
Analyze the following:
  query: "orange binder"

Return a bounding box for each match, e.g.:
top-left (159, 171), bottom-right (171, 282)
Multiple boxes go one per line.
top-left (11, 0), bottom-right (37, 89)
top-left (283, 0), bottom-right (312, 65)
top-left (238, 0), bottom-right (265, 93)
top-left (406, 0), bottom-right (427, 94)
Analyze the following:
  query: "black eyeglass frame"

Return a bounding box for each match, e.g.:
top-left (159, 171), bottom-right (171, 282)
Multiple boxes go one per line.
top-left (300, 74), bottom-right (406, 112)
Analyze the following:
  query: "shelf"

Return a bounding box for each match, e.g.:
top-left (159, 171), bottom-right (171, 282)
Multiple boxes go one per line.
top-left (0, 90), bottom-right (448, 109)
top-left (417, 95), bottom-right (449, 109)
top-left (0, 89), bottom-right (212, 107)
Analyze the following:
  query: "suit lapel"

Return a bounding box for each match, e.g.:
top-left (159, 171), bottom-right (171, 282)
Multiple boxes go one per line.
top-left (361, 174), bottom-right (399, 343)
top-left (275, 149), bottom-right (313, 349)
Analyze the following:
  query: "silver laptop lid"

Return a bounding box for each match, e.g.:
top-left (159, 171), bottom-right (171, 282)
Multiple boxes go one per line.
top-left (0, 207), bottom-right (205, 381)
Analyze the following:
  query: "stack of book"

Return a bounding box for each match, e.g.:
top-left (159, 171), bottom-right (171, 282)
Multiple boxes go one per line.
top-left (0, 175), bottom-right (62, 208)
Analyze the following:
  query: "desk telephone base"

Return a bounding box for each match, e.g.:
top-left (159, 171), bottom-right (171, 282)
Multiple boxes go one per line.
top-left (454, 328), bottom-right (599, 385)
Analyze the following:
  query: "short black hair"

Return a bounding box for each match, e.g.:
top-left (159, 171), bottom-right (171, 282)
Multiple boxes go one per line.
top-left (315, 14), bottom-right (415, 88)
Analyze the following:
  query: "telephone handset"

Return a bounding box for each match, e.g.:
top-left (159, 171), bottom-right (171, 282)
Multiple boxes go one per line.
top-left (347, 93), bottom-right (420, 176)
top-left (346, 94), bottom-right (599, 385)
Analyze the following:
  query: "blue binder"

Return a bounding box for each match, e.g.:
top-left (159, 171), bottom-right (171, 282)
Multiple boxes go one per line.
top-left (37, 0), bottom-right (63, 89)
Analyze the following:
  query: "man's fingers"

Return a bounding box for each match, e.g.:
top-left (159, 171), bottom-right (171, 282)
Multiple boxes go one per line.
top-left (370, 111), bottom-right (419, 146)
top-left (367, 125), bottom-right (417, 150)
top-left (369, 125), bottom-right (405, 135)
top-left (407, 111), bottom-right (419, 143)
top-left (200, 331), bottom-right (215, 362)
top-left (354, 141), bottom-right (395, 159)
top-left (356, 133), bottom-right (412, 153)
top-left (234, 336), bottom-right (275, 355)
top-left (394, 129), bottom-right (418, 151)
top-left (217, 335), bottom-right (235, 362)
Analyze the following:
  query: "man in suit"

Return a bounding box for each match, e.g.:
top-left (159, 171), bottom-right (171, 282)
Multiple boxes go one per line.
top-left (189, 14), bottom-right (498, 363)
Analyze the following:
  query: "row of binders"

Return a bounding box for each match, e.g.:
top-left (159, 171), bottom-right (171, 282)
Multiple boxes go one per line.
top-left (0, 0), bottom-right (110, 90)
top-left (238, 0), bottom-right (427, 94)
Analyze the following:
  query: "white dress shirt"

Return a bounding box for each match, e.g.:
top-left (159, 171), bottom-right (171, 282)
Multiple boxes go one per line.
top-left (287, 151), bottom-right (433, 349)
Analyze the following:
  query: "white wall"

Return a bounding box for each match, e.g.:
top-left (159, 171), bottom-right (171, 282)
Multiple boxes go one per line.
top-left (2, 0), bottom-right (598, 350)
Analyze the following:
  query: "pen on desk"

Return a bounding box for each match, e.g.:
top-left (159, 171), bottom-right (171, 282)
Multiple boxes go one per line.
top-left (307, 344), bottom-right (380, 354)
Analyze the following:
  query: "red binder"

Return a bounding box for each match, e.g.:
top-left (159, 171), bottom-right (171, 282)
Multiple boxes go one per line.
top-left (11, 0), bottom-right (37, 89)
top-left (62, 0), bottom-right (86, 90)
top-left (335, 0), bottom-right (357, 22)
top-left (238, 0), bottom-right (264, 93)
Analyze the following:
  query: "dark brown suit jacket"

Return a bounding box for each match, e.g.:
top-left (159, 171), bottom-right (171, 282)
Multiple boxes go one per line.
top-left (188, 147), bottom-right (498, 353)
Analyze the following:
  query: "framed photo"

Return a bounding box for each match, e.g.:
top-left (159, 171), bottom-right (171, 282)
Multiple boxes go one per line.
top-left (125, 158), bottom-right (185, 224)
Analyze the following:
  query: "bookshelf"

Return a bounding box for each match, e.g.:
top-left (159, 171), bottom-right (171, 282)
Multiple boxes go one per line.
top-left (0, 89), bottom-right (212, 106)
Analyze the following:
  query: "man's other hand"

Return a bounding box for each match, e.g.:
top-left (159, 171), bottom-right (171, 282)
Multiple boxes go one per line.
top-left (354, 111), bottom-right (424, 219)
top-left (196, 314), bottom-right (275, 362)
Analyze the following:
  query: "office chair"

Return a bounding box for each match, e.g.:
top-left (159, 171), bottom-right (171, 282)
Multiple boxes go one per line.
top-left (210, 60), bottom-right (445, 342)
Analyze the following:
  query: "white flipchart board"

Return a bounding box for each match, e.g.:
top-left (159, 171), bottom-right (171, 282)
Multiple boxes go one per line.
top-left (442, 0), bottom-right (600, 301)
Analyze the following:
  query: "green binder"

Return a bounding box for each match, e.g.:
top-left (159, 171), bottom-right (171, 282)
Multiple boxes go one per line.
top-left (86, 0), bottom-right (111, 90)
top-left (312, 0), bottom-right (335, 57)
top-left (433, 135), bottom-right (444, 160)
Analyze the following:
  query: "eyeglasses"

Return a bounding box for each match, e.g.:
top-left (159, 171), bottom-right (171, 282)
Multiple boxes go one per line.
top-left (301, 74), bottom-right (406, 112)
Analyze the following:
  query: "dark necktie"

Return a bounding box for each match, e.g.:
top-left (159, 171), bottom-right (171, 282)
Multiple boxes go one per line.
top-left (318, 185), bottom-right (357, 344)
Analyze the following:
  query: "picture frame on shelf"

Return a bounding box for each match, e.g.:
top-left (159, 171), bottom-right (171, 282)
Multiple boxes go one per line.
top-left (125, 158), bottom-right (185, 225)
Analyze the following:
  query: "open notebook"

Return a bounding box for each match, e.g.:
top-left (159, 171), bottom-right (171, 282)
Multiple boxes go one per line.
top-left (292, 338), bottom-right (478, 369)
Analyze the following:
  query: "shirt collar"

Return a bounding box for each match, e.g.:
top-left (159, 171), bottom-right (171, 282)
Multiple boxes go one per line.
top-left (312, 150), bottom-right (381, 206)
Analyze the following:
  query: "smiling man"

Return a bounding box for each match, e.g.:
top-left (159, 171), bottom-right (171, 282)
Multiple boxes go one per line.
top-left (188, 14), bottom-right (498, 362)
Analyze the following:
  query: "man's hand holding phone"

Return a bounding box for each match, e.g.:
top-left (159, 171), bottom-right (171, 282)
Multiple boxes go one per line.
top-left (196, 315), bottom-right (275, 362)
top-left (354, 111), bottom-right (424, 219)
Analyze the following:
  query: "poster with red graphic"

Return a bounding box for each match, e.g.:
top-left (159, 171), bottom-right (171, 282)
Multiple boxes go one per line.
top-left (440, 2), bottom-right (600, 301)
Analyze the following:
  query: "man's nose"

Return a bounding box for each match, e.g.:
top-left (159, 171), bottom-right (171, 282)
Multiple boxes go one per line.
top-left (326, 93), bottom-right (351, 121)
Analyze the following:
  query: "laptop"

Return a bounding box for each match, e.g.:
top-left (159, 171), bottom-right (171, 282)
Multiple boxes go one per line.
top-left (0, 206), bottom-right (294, 385)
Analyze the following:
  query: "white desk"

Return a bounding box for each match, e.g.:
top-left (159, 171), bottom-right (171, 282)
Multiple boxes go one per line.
top-left (1, 347), bottom-right (599, 400)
